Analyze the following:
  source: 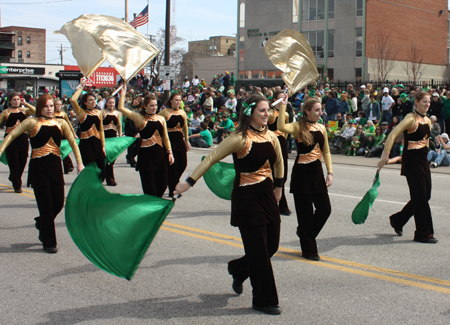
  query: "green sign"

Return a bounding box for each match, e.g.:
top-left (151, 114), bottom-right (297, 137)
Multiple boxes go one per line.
top-left (0, 66), bottom-right (7, 74)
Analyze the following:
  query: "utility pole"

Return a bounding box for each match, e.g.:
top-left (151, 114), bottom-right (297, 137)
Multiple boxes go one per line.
top-left (164, 0), bottom-right (171, 101)
top-left (59, 44), bottom-right (64, 65)
top-left (125, 0), bottom-right (128, 23)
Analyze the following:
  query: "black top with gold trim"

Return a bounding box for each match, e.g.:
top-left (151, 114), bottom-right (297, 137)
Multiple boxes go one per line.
top-left (159, 108), bottom-right (188, 152)
top-left (1, 108), bottom-right (28, 152)
top-left (78, 109), bottom-right (105, 163)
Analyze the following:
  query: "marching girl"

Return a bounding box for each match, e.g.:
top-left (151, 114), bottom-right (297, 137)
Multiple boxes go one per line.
top-left (175, 94), bottom-right (284, 315)
top-left (269, 90), bottom-right (292, 216)
top-left (0, 94), bottom-right (35, 193)
top-left (118, 87), bottom-right (174, 196)
top-left (0, 94), bottom-right (83, 253)
top-left (102, 97), bottom-right (122, 186)
top-left (159, 93), bottom-right (190, 197)
top-left (70, 87), bottom-right (106, 178)
top-left (277, 96), bottom-right (333, 261)
top-left (53, 99), bottom-right (78, 174)
top-left (378, 92), bottom-right (437, 243)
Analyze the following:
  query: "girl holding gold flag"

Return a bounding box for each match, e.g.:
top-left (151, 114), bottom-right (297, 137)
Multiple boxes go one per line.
top-left (175, 94), bottom-right (284, 315)
top-left (102, 97), bottom-right (122, 186)
top-left (277, 96), bottom-right (333, 261)
top-left (0, 94), bottom-right (83, 253)
top-left (70, 87), bottom-right (106, 178)
top-left (118, 87), bottom-right (174, 196)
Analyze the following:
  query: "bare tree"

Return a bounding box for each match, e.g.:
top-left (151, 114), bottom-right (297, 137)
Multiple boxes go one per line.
top-left (179, 52), bottom-right (195, 85)
top-left (403, 42), bottom-right (424, 84)
top-left (370, 29), bottom-right (399, 82)
top-left (148, 25), bottom-right (186, 85)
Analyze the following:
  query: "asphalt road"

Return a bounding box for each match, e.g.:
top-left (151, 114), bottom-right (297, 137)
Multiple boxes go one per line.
top-left (1, 148), bottom-right (450, 324)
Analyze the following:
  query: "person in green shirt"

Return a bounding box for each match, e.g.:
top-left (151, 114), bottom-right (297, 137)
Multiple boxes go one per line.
top-left (366, 125), bottom-right (386, 157)
top-left (189, 122), bottom-right (212, 148)
top-left (442, 91), bottom-right (450, 133)
top-left (215, 112), bottom-right (235, 143)
top-left (230, 72), bottom-right (236, 87)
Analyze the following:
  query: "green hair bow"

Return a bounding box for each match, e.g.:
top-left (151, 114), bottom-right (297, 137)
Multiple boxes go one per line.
top-left (242, 101), bottom-right (256, 116)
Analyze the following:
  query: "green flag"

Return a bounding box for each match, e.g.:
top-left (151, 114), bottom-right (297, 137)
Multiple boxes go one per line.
top-left (65, 163), bottom-right (174, 280)
top-left (352, 170), bottom-right (381, 224)
top-left (0, 141), bottom-right (7, 165)
top-left (104, 136), bottom-right (136, 163)
top-left (60, 139), bottom-right (80, 160)
top-left (201, 156), bottom-right (235, 200)
top-left (60, 137), bottom-right (136, 163)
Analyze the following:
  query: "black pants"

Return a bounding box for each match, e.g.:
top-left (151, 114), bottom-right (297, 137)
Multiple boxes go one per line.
top-left (5, 148), bottom-right (27, 190)
top-left (63, 156), bottom-right (74, 173)
top-left (167, 150), bottom-right (187, 197)
top-left (33, 183), bottom-right (65, 248)
top-left (105, 160), bottom-right (116, 184)
top-left (139, 168), bottom-right (168, 197)
top-left (390, 173), bottom-right (434, 242)
top-left (293, 191), bottom-right (331, 257)
top-left (277, 136), bottom-right (289, 214)
top-left (228, 222), bottom-right (280, 307)
top-left (126, 138), bottom-right (140, 163)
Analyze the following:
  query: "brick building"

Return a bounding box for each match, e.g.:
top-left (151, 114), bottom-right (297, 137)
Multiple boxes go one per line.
top-left (188, 36), bottom-right (236, 58)
top-left (237, 0), bottom-right (449, 84)
top-left (0, 26), bottom-right (46, 64)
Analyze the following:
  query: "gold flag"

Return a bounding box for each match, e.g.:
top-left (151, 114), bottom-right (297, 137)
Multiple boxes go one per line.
top-left (265, 29), bottom-right (319, 96)
top-left (55, 19), bottom-right (105, 78)
top-left (55, 15), bottom-right (159, 82)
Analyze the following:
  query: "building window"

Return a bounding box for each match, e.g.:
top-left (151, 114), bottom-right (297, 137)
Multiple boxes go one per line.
top-left (301, 0), bottom-right (309, 21)
top-left (239, 3), bottom-right (245, 28)
top-left (355, 68), bottom-right (362, 81)
top-left (293, 0), bottom-right (299, 23)
top-left (327, 29), bottom-right (334, 57)
top-left (226, 39), bottom-right (228, 43)
top-left (327, 68), bottom-right (334, 81)
top-left (18, 50), bottom-right (22, 58)
top-left (305, 30), bottom-right (324, 58)
top-left (27, 51), bottom-right (31, 58)
top-left (328, 0), bottom-right (334, 19)
top-left (356, 27), bottom-right (363, 57)
top-left (18, 36), bottom-right (22, 45)
top-left (356, 0), bottom-right (363, 17)
top-left (27, 36), bottom-right (30, 44)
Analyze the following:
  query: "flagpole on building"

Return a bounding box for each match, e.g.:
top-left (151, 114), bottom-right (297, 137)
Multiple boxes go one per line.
top-left (164, 0), bottom-right (171, 102)
top-left (147, 0), bottom-right (149, 36)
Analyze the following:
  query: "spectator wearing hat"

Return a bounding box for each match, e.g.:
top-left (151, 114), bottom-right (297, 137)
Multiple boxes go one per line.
top-left (223, 71), bottom-right (230, 92)
top-left (428, 133), bottom-right (450, 168)
top-left (333, 119), bottom-right (356, 153)
top-left (380, 121), bottom-right (391, 137)
top-left (398, 93), bottom-right (413, 120)
top-left (380, 87), bottom-right (395, 125)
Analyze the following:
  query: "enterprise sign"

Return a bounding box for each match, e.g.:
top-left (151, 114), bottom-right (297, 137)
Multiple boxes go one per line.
top-left (0, 66), bottom-right (46, 75)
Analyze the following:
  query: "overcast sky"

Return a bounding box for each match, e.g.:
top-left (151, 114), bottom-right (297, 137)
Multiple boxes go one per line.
top-left (1, 0), bottom-right (237, 65)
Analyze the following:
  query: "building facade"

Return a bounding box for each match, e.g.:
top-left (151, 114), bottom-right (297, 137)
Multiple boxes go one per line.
top-left (237, 0), bottom-right (449, 83)
top-left (188, 36), bottom-right (236, 58)
top-left (0, 26), bottom-right (46, 64)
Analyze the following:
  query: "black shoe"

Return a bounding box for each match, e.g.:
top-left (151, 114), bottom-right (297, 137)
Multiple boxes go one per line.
top-left (64, 167), bottom-right (74, 174)
top-left (43, 246), bottom-right (58, 253)
top-left (14, 188), bottom-right (22, 193)
top-left (106, 181), bottom-right (118, 186)
top-left (390, 219), bottom-right (403, 236)
top-left (302, 254), bottom-right (320, 261)
top-left (280, 209), bottom-right (292, 216)
top-left (227, 264), bottom-right (243, 295)
top-left (253, 304), bottom-right (282, 315)
top-left (415, 237), bottom-right (438, 244)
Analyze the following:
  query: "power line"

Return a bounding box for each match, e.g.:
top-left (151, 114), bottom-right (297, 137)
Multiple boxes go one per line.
top-left (3, 0), bottom-right (73, 4)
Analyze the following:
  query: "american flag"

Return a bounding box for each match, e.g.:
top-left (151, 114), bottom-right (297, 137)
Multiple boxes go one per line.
top-left (129, 5), bottom-right (149, 28)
